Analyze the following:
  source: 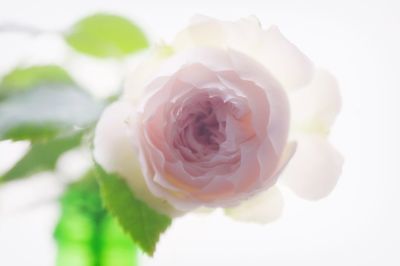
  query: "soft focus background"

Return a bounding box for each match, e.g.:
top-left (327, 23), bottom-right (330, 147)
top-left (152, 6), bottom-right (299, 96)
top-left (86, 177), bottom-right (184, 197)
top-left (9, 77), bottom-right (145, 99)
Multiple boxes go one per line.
top-left (0, 0), bottom-right (399, 265)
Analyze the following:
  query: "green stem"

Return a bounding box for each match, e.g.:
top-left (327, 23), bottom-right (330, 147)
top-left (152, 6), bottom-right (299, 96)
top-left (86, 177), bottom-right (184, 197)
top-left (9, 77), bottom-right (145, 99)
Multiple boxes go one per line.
top-left (92, 212), bottom-right (106, 266)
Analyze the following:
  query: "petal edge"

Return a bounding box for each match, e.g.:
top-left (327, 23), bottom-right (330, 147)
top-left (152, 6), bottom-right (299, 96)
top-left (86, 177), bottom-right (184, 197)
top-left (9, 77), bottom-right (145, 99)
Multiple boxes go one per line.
top-left (280, 135), bottom-right (343, 200)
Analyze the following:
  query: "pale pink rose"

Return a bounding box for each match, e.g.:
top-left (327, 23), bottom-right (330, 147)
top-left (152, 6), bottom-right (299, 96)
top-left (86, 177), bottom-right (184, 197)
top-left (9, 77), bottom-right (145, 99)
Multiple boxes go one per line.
top-left (94, 16), bottom-right (343, 222)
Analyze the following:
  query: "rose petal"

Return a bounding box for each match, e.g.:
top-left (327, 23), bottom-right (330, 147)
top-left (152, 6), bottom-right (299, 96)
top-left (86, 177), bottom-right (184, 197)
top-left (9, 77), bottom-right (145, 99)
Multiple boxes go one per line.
top-left (273, 141), bottom-right (297, 178)
top-left (289, 69), bottom-right (342, 135)
top-left (173, 16), bottom-right (225, 49)
top-left (225, 186), bottom-right (283, 224)
top-left (225, 50), bottom-right (290, 155)
top-left (255, 26), bottom-right (314, 89)
top-left (173, 16), bottom-right (262, 53)
top-left (173, 17), bottom-right (314, 90)
top-left (93, 101), bottom-right (182, 217)
top-left (280, 135), bottom-right (344, 200)
top-left (123, 44), bottom-right (175, 102)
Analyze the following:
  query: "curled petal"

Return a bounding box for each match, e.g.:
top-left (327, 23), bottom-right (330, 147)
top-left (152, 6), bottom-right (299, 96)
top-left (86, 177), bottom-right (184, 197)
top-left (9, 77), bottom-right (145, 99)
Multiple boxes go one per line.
top-left (273, 141), bottom-right (297, 177)
top-left (225, 50), bottom-right (290, 156)
top-left (93, 101), bottom-right (182, 217)
top-left (280, 135), bottom-right (344, 200)
top-left (225, 186), bottom-right (283, 224)
top-left (173, 16), bottom-right (314, 90)
top-left (256, 26), bottom-right (314, 89)
top-left (289, 69), bottom-right (342, 135)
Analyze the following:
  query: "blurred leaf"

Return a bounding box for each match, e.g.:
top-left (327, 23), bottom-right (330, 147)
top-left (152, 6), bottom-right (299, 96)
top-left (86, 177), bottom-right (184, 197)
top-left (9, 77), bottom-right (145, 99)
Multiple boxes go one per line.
top-left (0, 65), bottom-right (74, 96)
top-left (55, 169), bottom-right (138, 266)
top-left (96, 164), bottom-right (171, 256)
top-left (0, 85), bottom-right (103, 141)
top-left (0, 132), bottom-right (82, 183)
top-left (0, 64), bottom-right (104, 184)
top-left (65, 13), bottom-right (148, 58)
top-left (0, 65), bottom-right (103, 141)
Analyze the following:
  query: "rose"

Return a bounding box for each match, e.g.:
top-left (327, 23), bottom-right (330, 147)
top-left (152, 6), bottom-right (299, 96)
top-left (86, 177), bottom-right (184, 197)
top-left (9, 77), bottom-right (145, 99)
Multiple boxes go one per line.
top-left (94, 16), bottom-right (343, 223)
top-left (133, 47), bottom-right (292, 213)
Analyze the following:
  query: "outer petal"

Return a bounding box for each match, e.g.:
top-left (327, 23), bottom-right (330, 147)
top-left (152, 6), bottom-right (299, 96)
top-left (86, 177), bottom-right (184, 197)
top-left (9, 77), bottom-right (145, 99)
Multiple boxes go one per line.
top-left (123, 44), bottom-right (174, 103)
top-left (225, 186), bottom-right (283, 224)
top-left (280, 135), bottom-right (344, 200)
top-left (289, 69), bottom-right (342, 135)
top-left (256, 26), bottom-right (314, 89)
top-left (93, 101), bottom-right (182, 217)
top-left (173, 16), bottom-right (314, 90)
top-left (173, 15), bottom-right (227, 49)
top-left (273, 141), bottom-right (297, 177)
top-left (173, 15), bottom-right (262, 52)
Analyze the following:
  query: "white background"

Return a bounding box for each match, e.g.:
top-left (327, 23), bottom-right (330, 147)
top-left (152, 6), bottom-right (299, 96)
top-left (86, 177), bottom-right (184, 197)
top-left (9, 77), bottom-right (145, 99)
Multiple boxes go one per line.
top-left (0, 0), bottom-right (399, 265)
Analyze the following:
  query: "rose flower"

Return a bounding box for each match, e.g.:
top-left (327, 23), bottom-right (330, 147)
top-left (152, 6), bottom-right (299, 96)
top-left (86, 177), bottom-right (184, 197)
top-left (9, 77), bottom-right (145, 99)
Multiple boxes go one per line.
top-left (94, 16), bottom-right (343, 223)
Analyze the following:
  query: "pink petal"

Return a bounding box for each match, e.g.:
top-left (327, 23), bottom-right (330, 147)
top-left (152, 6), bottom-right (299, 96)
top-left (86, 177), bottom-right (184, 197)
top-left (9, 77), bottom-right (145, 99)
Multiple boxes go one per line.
top-left (280, 135), bottom-right (344, 200)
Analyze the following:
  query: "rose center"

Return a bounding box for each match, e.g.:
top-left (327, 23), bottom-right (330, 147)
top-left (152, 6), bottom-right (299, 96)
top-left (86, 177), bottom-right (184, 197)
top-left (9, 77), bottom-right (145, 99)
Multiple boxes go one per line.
top-left (173, 94), bottom-right (227, 161)
top-left (193, 109), bottom-right (220, 148)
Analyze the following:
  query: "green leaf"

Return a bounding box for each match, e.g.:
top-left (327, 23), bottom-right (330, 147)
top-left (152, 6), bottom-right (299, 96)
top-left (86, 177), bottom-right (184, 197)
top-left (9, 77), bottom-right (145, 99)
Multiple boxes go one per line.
top-left (96, 164), bottom-right (171, 256)
top-left (0, 85), bottom-right (103, 141)
top-left (55, 169), bottom-right (138, 266)
top-left (65, 13), bottom-right (149, 58)
top-left (1, 132), bottom-right (83, 183)
top-left (0, 65), bottom-right (74, 96)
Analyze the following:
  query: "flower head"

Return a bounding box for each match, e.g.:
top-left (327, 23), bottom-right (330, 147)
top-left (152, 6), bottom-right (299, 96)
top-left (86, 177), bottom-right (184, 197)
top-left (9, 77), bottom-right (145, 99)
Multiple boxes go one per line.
top-left (94, 16), bottom-right (343, 223)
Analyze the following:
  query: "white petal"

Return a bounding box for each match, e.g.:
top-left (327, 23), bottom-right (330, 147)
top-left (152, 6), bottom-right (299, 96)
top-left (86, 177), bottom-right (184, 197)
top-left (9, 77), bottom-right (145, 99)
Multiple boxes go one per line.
top-left (93, 101), bottom-right (182, 217)
top-left (173, 16), bottom-right (226, 49)
top-left (123, 44), bottom-right (174, 103)
top-left (225, 186), bottom-right (284, 224)
top-left (173, 16), bottom-right (263, 61)
top-left (256, 26), bottom-right (314, 89)
top-left (173, 17), bottom-right (314, 90)
top-left (93, 102), bottom-right (134, 175)
top-left (289, 69), bottom-right (342, 135)
top-left (280, 135), bottom-right (344, 200)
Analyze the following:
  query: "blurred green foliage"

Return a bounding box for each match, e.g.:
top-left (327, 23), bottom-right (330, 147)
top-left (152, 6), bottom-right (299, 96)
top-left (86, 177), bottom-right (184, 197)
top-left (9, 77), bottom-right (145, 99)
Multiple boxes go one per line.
top-left (0, 12), bottom-right (169, 261)
top-left (0, 65), bottom-right (103, 142)
top-left (0, 85), bottom-right (103, 141)
top-left (0, 65), bottom-right (74, 96)
top-left (1, 132), bottom-right (82, 183)
top-left (65, 13), bottom-right (149, 58)
top-left (55, 169), bottom-right (138, 266)
top-left (0, 65), bottom-right (102, 183)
